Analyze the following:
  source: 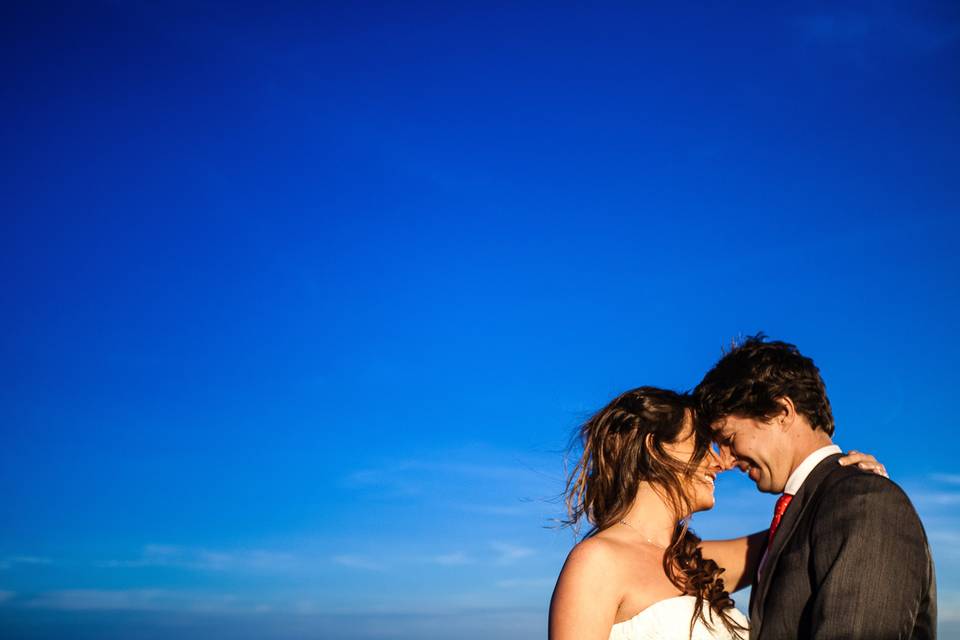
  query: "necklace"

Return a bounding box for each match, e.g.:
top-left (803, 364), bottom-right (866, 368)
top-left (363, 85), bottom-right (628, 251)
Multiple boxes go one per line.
top-left (618, 519), bottom-right (669, 549)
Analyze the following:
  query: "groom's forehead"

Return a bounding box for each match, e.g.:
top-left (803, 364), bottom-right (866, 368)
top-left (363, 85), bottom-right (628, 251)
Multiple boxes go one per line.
top-left (710, 415), bottom-right (749, 435)
top-left (709, 416), bottom-right (730, 432)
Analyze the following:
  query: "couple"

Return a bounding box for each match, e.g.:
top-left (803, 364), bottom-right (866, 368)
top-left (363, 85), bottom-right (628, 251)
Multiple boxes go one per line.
top-left (549, 336), bottom-right (936, 639)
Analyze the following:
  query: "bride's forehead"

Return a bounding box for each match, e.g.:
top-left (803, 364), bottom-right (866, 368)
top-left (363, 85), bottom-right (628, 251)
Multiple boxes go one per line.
top-left (671, 413), bottom-right (698, 444)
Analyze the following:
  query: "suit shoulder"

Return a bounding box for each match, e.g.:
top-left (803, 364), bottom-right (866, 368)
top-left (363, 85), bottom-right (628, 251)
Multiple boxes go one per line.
top-left (821, 462), bottom-right (906, 496)
top-left (816, 464), bottom-right (923, 521)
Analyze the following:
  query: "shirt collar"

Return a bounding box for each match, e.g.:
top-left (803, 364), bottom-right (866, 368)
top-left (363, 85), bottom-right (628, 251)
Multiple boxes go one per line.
top-left (783, 444), bottom-right (842, 495)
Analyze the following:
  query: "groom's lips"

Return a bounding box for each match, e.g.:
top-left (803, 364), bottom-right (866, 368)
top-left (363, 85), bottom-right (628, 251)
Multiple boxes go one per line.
top-left (735, 460), bottom-right (761, 482)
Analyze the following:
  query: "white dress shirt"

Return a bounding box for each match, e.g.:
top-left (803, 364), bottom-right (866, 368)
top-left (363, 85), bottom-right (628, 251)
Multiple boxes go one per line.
top-left (784, 444), bottom-right (842, 495)
top-left (757, 443), bottom-right (842, 576)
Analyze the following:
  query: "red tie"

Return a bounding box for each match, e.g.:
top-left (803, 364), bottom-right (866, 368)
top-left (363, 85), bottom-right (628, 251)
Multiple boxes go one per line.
top-left (767, 493), bottom-right (794, 547)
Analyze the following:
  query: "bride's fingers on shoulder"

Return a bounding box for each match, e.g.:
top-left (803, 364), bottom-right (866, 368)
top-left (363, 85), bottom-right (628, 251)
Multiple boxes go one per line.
top-left (839, 451), bottom-right (880, 465)
top-left (838, 450), bottom-right (863, 465)
top-left (838, 452), bottom-right (889, 476)
top-left (857, 462), bottom-right (889, 477)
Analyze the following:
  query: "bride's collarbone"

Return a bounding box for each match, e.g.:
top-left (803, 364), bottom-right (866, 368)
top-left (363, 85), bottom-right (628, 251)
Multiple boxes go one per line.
top-left (594, 530), bottom-right (687, 624)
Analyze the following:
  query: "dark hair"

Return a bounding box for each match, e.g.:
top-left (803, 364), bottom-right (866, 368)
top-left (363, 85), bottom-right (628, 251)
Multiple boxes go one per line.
top-left (563, 387), bottom-right (746, 638)
top-left (695, 334), bottom-right (834, 436)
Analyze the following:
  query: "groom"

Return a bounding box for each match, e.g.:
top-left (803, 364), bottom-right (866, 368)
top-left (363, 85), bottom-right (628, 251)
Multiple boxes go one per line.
top-left (695, 336), bottom-right (936, 639)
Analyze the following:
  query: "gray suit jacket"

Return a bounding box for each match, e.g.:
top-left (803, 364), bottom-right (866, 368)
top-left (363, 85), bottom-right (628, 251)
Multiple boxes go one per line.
top-left (749, 453), bottom-right (936, 639)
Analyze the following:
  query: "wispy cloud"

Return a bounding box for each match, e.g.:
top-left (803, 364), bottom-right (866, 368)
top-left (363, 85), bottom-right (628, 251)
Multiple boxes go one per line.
top-left (938, 590), bottom-right (960, 622)
top-left (427, 552), bottom-right (474, 566)
top-left (19, 589), bottom-right (282, 614)
top-left (453, 501), bottom-right (543, 517)
top-left (911, 491), bottom-right (960, 507)
top-left (928, 530), bottom-right (960, 544)
top-left (345, 459), bottom-right (548, 489)
top-left (491, 542), bottom-right (535, 565)
top-left (25, 589), bottom-right (191, 612)
top-left (331, 554), bottom-right (385, 571)
top-left (902, 472), bottom-right (960, 514)
top-left (99, 544), bottom-right (298, 572)
top-left (0, 556), bottom-right (52, 570)
top-left (925, 528), bottom-right (960, 564)
top-left (331, 550), bottom-right (477, 570)
top-left (343, 466), bottom-right (424, 497)
top-left (496, 577), bottom-right (554, 589)
top-left (329, 542), bottom-right (538, 571)
top-left (342, 445), bottom-right (560, 497)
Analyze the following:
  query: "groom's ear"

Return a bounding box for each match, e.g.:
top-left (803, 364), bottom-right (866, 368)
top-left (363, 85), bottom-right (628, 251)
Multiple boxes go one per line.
top-left (775, 396), bottom-right (798, 431)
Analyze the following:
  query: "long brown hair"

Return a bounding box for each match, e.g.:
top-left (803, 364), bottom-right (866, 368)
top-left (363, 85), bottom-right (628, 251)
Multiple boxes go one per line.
top-left (563, 386), bottom-right (745, 638)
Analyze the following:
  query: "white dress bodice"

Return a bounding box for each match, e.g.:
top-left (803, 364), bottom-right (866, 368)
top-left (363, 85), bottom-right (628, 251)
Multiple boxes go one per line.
top-left (608, 595), bottom-right (749, 640)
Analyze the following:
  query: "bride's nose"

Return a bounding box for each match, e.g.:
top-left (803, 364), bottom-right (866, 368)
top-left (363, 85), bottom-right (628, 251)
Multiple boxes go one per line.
top-left (709, 455), bottom-right (724, 473)
top-left (710, 443), bottom-right (736, 471)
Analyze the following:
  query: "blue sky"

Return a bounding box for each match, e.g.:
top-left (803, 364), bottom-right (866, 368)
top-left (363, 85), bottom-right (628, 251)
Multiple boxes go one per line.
top-left (2, 1), bottom-right (959, 638)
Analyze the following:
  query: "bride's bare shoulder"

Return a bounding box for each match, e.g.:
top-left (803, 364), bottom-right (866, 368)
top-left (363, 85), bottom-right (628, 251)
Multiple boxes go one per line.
top-left (562, 530), bottom-right (657, 575)
top-left (551, 534), bottom-right (632, 639)
top-left (553, 535), bottom-right (631, 608)
top-left (565, 535), bottom-right (619, 566)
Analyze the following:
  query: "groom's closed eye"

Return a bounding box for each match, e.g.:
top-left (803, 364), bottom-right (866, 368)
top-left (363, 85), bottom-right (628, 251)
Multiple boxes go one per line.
top-left (714, 434), bottom-right (733, 447)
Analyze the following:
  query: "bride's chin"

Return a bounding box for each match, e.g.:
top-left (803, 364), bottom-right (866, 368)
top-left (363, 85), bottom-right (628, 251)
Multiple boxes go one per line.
top-left (694, 496), bottom-right (716, 513)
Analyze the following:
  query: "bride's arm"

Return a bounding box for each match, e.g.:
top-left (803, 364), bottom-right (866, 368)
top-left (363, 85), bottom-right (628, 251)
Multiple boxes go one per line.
top-left (699, 531), bottom-right (767, 593)
top-left (549, 538), bottom-right (622, 640)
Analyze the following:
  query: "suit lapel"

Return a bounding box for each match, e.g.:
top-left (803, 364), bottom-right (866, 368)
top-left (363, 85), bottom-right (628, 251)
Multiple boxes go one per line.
top-left (750, 453), bottom-right (841, 637)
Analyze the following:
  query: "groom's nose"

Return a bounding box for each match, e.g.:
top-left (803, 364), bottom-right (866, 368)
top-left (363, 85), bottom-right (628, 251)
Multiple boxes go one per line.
top-left (716, 444), bottom-right (737, 470)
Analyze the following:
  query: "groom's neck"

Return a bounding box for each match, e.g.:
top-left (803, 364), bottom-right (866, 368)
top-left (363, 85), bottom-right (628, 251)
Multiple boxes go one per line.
top-left (788, 429), bottom-right (834, 477)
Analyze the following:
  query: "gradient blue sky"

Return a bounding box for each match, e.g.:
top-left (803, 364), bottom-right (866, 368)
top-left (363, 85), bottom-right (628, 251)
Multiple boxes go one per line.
top-left (2, 1), bottom-right (959, 638)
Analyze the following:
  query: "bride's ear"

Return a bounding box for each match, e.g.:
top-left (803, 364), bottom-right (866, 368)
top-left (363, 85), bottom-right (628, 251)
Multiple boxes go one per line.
top-left (644, 432), bottom-right (656, 454)
top-left (644, 432), bottom-right (669, 463)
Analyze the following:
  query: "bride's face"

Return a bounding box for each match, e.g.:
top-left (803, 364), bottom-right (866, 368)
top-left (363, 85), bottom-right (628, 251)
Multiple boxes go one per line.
top-left (662, 411), bottom-right (724, 513)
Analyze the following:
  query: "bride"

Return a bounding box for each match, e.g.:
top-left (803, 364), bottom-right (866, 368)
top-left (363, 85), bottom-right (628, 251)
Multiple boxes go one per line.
top-left (549, 387), bottom-right (883, 640)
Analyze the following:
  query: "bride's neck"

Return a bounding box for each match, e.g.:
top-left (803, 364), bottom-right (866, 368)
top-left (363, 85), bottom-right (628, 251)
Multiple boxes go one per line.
top-left (618, 482), bottom-right (680, 548)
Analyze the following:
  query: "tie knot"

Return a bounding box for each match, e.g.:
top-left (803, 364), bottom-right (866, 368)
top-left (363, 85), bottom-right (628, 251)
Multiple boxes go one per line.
top-left (775, 493), bottom-right (794, 516)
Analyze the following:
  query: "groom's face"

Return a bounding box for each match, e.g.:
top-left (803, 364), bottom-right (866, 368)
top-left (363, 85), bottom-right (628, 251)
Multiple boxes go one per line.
top-left (712, 415), bottom-right (792, 494)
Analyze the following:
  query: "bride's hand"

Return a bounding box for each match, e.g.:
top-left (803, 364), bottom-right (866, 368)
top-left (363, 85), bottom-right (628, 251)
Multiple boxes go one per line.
top-left (838, 450), bottom-right (888, 478)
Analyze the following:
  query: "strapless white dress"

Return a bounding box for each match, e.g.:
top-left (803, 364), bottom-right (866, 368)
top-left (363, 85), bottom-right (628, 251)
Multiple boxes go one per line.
top-left (608, 595), bottom-right (749, 640)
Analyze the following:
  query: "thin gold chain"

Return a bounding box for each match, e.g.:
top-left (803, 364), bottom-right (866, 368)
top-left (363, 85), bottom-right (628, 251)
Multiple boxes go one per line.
top-left (618, 519), bottom-right (669, 549)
